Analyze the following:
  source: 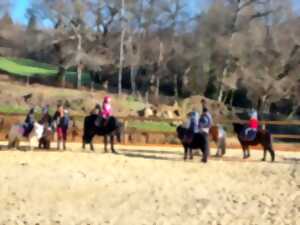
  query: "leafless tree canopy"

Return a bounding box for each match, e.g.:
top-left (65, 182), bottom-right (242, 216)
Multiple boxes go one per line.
top-left (0, 0), bottom-right (299, 116)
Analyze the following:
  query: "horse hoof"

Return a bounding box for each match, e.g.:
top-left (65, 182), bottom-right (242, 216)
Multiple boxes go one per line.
top-left (201, 159), bottom-right (208, 163)
top-left (261, 158), bottom-right (266, 161)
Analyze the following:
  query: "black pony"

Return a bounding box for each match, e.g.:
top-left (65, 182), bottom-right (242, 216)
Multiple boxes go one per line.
top-left (176, 125), bottom-right (210, 163)
top-left (82, 114), bottom-right (123, 153)
top-left (233, 123), bottom-right (275, 162)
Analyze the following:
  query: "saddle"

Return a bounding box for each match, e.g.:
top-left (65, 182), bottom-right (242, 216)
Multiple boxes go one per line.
top-left (240, 129), bottom-right (257, 141)
top-left (95, 116), bottom-right (110, 128)
top-left (183, 130), bottom-right (194, 144)
top-left (22, 124), bottom-right (32, 137)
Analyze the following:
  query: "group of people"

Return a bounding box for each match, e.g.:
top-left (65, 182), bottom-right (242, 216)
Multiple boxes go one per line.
top-left (185, 99), bottom-right (213, 143)
top-left (23, 104), bottom-right (70, 150)
top-left (185, 99), bottom-right (259, 143)
top-left (21, 95), bottom-right (113, 150)
top-left (21, 94), bottom-right (259, 150)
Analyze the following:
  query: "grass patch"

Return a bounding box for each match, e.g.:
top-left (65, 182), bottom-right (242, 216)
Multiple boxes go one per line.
top-left (0, 57), bottom-right (57, 77)
top-left (120, 96), bottom-right (146, 111)
top-left (0, 57), bottom-right (92, 86)
top-left (128, 120), bottom-right (176, 133)
top-left (0, 105), bottom-right (28, 114)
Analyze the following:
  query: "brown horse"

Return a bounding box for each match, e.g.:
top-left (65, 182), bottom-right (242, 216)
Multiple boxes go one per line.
top-left (210, 125), bottom-right (226, 157)
top-left (233, 123), bottom-right (275, 162)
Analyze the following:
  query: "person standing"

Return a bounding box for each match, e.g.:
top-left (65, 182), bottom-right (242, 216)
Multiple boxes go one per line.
top-left (185, 109), bottom-right (200, 143)
top-left (23, 107), bottom-right (35, 137)
top-left (53, 105), bottom-right (69, 150)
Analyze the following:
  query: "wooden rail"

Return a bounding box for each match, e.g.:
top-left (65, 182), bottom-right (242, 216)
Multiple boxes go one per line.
top-left (2, 112), bottom-right (300, 125)
top-left (0, 113), bottom-right (299, 140)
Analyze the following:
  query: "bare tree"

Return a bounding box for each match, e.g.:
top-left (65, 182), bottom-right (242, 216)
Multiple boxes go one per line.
top-left (118, 0), bottom-right (126, 95)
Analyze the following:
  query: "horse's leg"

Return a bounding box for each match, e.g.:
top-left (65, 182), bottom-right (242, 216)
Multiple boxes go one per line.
top-left (242, 146), bottom-right (247, 159)
top-left (7, 138), bottom-right (12, 149)
top-left (269, 147), bottom-right (275, 162)
top-left (82, 134), bottom-right (86, 150)
top-left (216, 139), bottom-right (221, 157)
top-left (247, 147), bottom-right (250, 158)
top-left (221, 137), bottom-right (226, 156)
top-left (201, 136), bottom-right (209, 163)
top-left (16, 139), bottom-right (20, 150)
top-left (104, 135), bottom-right (108, 153)
top-left (262, 147), bottom-right (267, 161)
top-left (110, 135), bottom-right (117, 154)
top-left (267, 143), bottom-right (275, 162)
top-left (189, 148), bottom-right (193, 160)
top-left (90, 136), bottom-right (95, 151)
top-left (183, 145), bottom-right (188, 161)
top-left (38, 138), bottom-right (42, 149)
top-left (201, 146), bottom-right (208, 163)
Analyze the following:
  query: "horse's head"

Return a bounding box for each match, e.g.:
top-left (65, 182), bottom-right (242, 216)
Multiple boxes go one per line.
top-left (176, 125), bottom-right (186, 140)
top-left (233, 123), bottom-right (244, 135)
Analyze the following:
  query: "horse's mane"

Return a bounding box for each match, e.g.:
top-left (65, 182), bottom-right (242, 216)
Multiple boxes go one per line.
top-left (232, 123), bottom-right (245, 134)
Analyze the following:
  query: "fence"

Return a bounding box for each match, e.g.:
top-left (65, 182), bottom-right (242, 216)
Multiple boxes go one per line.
top-left (0, 113), bottom-right (299, 142)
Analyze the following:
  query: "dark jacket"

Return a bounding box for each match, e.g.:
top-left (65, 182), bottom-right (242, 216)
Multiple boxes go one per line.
top-left (53, 111), bottom-right (69, 129)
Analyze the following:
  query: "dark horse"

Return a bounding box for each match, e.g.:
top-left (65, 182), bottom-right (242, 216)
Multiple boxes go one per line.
top-left (176, 126), bottom-right (209, 163)
top-left (82, 114), bottom-right (123, 153)
top-left (233, 123), bottom-right (275, 162)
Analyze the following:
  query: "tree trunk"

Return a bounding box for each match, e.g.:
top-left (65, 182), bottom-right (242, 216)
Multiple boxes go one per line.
top-left (118, 0), bottom-right (126, 96)
top-left (90, 80), bottom-right (94, 92)
top-left (155, 76), bottom-right (160, 98)
top-left (287, 105), bottom-right (299, 119)
top-left (130, 65), bottom-right (137, 95)
top-left (230, 91), bottom-right (235, 106)
top-left (218, 86), bottom-right (224, 102)
top-left (26, 76), bottom-right (30, 86)
top-left (218, 62), bottom-right (228, 102)
top-left (76, 34), bottom-right (82, 89)
top-left (77, 64), bottom-right (82, 89)
top-left (155, 41), bottom-right (164, 99)
top-left (57, 66), bottom-right (66, 87)
top-left (257, 95), bottom-right (267, 120)
top-left (174, 73), bottom-right (178, 99)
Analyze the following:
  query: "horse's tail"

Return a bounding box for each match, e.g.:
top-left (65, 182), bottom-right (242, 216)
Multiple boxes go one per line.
top-left (82, 116), bottom-right (94, 144)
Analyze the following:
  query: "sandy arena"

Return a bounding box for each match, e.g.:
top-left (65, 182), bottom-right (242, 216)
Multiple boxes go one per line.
top-left (0, 143), bottom-right (299, 225)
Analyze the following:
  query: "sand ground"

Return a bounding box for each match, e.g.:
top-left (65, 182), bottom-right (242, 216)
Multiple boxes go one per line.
top-left (0, 143), bottom-right (299, 225)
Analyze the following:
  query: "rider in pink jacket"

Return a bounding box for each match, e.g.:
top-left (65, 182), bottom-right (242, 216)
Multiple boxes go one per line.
top-left (101, 96), bottom-right (112, 125)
